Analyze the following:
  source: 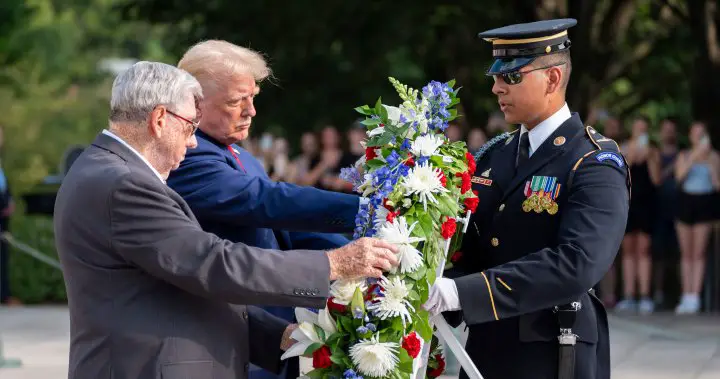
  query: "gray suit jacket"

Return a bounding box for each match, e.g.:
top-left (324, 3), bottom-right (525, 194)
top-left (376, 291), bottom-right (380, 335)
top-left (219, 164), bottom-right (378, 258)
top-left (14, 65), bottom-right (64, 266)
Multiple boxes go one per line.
top-left (54, 133), bottom-right (331, 379)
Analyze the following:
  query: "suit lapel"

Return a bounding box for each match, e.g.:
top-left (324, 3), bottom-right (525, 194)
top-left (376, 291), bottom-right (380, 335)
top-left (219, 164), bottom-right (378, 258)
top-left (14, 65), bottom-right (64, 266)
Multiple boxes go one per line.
top-left (500, 114), bottom-right (584, 203)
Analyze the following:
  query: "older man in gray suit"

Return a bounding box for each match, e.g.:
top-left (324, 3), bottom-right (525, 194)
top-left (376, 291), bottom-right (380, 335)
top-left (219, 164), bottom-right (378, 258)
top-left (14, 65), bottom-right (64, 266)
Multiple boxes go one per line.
top-left (53, 61), bottom-right (398, 379)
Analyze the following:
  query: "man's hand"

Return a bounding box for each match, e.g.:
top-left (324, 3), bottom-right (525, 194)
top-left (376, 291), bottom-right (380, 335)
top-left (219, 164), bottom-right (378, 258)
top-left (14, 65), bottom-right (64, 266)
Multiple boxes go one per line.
top-left (327, 237), bottom-right (399, 280)
top-left (280, 323), bottom-right (298, 351)
top-left (422, 277), bottom-right (462, 316)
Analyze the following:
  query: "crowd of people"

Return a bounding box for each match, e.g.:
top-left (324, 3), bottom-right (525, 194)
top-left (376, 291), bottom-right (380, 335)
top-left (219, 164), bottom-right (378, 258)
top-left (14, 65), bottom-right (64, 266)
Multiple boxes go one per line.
top-left (238, 120), bottom-right (493, 192)
top-left (584, 116), bottom-right (719, 315)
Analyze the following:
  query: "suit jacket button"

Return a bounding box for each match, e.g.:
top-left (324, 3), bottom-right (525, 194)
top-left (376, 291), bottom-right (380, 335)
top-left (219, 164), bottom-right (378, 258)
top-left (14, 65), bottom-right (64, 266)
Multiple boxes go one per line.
top-left (491, 238), bottom-right (499, 247)
top-left (293, 289), bottom-right (300, 295)
top-left (243, 311), bottom-right (248, 320)
top-left (499, 204), bottom-right (505, 211)
top-left (299, 290), bottom-right (307, 296)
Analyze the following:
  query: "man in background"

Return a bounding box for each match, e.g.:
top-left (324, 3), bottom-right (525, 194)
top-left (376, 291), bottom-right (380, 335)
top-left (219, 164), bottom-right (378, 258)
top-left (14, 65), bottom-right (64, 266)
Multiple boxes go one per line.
top-left (168, 40), bottom-right (366, 379)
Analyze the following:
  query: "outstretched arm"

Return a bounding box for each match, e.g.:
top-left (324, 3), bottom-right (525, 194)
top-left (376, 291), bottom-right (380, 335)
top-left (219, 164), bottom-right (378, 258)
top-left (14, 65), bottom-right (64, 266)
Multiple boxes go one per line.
top-left (170, 156), bottom-right (359, 233)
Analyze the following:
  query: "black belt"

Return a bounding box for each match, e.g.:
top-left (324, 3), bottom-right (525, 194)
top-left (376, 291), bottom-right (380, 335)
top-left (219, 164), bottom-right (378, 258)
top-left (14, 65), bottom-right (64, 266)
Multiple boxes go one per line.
top-left (554, 301), bottom-right (582, 379)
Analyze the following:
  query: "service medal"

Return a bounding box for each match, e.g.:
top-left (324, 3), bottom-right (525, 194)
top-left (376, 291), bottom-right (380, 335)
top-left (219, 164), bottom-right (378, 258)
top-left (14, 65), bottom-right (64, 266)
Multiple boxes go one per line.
top-left (548, 202), bottom-right (559, 215)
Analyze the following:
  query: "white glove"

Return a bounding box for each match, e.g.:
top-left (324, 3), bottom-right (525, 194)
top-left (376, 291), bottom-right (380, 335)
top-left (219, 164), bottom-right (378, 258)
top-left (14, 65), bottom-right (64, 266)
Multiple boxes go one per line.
top-left (422, 277), bottom-right (461, 316)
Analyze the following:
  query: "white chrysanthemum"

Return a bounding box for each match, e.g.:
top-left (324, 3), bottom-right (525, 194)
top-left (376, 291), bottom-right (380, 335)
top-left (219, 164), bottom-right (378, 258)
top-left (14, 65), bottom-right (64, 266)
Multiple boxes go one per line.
top-left (376, 217), bottom-right (425, 273)
top-left (367, 276), bottom-right (414, 324)
top-left (280, 308), bottom-right (336, 360)
top-left (411, 134), bottom-right (445, 157)
top-left (349, 334), bottom-right (400, 378)
top-left (402, 163), bottom-right (450, 211)
top-left (329, 279), bottom-right (367, 305)
top-left (373, 206), bottom-right (390, 227)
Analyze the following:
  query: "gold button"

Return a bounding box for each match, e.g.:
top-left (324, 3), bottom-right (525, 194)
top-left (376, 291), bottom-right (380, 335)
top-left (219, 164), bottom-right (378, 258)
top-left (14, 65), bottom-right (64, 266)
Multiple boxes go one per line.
top-left (491, 238), bottom-right (499, 247)
top-left (499, 204), bottom-right (505, 211)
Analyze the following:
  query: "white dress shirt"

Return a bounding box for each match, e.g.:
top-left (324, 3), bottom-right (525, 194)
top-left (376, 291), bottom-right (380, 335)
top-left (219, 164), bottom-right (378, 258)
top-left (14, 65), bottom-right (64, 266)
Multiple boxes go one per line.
top-left (426, 103), bottom-right (572, 315)
top-left (102, 129), bottom-right (165, 183)
top-left (519, 103), bottom-right (571, 157)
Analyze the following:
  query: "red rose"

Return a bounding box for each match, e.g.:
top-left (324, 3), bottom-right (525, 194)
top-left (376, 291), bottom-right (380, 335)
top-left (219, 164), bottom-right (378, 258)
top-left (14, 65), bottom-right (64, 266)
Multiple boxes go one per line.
top-left (428, 354), bottom-right (446, 378)
top-left (441, 218), bottom-right (457, 239)
top-left (465, 152), bottom-right (476, 174)
top-left (439, 171), bottom-right (447, 187)
top-left (386, 210), bottom-right (399, 223)
top-left (455, 172), bottom-right (471, 194)
top-left (402, 332), bottom-right (422, 358)
top-left (312, 346), bottom-right (332, 369)
top-left (382, 198), bottom-right (394, 211)
top-left (464, 196), bottom-right (479, 213)
top-left (405, 153), bottom-right (415, 167)
top-left (365, 147), bottom-right (377, 160)
top-left (451, 251), bottom-right (463, 263)
top-left (326, 297), bottom-right (347, 313)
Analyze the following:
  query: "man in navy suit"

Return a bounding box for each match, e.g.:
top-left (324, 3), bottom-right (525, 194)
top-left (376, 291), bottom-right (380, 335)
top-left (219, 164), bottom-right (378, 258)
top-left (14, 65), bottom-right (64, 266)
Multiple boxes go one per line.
top-left (167, 40), bottom-right (361, 379)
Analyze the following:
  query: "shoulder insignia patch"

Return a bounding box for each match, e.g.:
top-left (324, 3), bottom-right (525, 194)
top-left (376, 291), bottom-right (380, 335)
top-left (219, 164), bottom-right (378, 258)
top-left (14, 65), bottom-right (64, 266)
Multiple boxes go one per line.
top-left (474, 130), bottom-right (515, 162)
top-left (596, 151), bottom-right (624, 167)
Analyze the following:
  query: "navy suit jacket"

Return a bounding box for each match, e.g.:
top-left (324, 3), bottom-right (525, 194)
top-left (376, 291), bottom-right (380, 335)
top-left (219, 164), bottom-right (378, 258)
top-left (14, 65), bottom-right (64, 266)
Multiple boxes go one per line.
top-left (168, 130), bottom-right (358, 319)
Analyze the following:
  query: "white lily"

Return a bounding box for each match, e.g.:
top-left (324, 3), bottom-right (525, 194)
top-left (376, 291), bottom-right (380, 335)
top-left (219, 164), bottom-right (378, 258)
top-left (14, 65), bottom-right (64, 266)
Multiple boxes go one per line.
top-left (330, 279), bottom-right (367, 305)
top-left (280, 308), bottom-right (337, 360)
top-left (383, 105), bottom-right (402, 124)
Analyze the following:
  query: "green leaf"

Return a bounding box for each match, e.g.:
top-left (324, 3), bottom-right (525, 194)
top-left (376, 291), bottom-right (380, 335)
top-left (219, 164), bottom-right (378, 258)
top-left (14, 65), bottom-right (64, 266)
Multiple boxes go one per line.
top-left (340, 316), bottom-right (354, 334)
top-left (407, 265), bottom-right (426, 281)
top-left (375, 97), bottom-right (383, 115)
top-left (366, 133), bottom-right (394, 147)
top-left (446, 79), bottom-right (456, 88)
top-left (330, 349), bottom-right (346, 365)
top-left (408, 289), bottom-right (420, 302)
top-left (354, 105), bottom-right (374, 115)
top-left (361, 118), bottom-right (382, 126)
top-left (304, 342), bottom-right (324, 356)
top-left (306, 368), bottom-right (326, 379)
top-left (314, 324), bottom-right (326, 342)
top-left (398, 347), bottom-right (414, 373)
top-left (365, 158), bottom-right (385, 170)
top-left (414, 312), bottom-right (433, 341)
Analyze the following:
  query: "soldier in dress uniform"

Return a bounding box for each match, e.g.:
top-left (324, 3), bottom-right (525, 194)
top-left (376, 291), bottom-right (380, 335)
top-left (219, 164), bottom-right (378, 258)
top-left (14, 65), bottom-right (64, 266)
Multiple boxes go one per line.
top-left (423, 19), bottom-right (630, 379)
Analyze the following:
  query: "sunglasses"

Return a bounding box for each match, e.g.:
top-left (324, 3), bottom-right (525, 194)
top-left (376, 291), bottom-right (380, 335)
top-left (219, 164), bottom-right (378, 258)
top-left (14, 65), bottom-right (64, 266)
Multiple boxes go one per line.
top-left (495, 62), bottom-right (566, 85)
top-left (166, 110), bottom-right (200, 136)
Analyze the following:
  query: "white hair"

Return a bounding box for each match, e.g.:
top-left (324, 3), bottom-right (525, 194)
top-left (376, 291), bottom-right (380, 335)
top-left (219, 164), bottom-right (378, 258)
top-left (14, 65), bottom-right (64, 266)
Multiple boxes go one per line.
top-left (178, 40), bottom-right (271, 93)
top-left (109, 61), bottom-right (203, 123)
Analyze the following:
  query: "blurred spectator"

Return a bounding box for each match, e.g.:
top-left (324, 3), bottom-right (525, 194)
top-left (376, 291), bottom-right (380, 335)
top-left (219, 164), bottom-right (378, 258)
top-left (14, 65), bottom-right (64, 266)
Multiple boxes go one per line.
top-left (602, 117), bottom-right (624, 141)
top-left (256, 132), bottom-right (275, 170)
top-left (446, 122), bottom-right (463, 142)
top-left (286, 132), bottom-right (320, 185)
top-left (0, 125), bottom-right (18, 305)
top-left (674, 121), bottom-right (720, 314)
top-left (268, 137), bottom-right (290, 182)
top-left (467, 128), bottom-right (487, 155)
top-left (301, 126), bottom-right (344, 189)
top-left (616, 116), bottom-right (661, 314)
top-left (651, 118), bottom-right (680, 308)
top-left (486, 111), bottom-right (510, 136)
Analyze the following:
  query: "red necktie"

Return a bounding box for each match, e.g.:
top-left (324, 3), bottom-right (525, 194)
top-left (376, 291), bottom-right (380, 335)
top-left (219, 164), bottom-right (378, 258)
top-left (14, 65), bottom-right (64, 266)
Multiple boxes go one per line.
top-left (227, 146), bottom-right (247, 173)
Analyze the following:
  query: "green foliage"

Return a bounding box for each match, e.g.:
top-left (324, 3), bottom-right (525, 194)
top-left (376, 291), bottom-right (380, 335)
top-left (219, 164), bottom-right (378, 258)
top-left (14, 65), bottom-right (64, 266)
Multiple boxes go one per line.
top-left (7, 214), bottom-right (66, 303)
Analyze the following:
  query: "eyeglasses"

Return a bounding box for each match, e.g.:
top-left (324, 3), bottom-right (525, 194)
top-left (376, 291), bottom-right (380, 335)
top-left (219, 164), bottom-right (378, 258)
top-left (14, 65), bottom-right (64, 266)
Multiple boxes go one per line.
top-left (166, 110), bottom-right (200, 136)
top-left (494, 62), bottom-right (566, 85)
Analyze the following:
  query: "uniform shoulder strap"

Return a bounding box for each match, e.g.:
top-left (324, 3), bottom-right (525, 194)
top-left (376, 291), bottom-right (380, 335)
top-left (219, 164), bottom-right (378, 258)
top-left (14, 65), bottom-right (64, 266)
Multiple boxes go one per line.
top-left (474, 129), bottom-right (518, 163)
top-left (568, 126), bottom-right (632, 198)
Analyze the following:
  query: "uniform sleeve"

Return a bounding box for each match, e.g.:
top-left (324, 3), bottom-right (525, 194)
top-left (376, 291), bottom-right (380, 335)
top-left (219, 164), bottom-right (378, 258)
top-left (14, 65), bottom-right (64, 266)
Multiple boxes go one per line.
top-left (110, 172), bottom-right (331, 308)
top-left (454, 150), bottom-right (629, 325)
top-left (170, 156), bottom-right (359, 233)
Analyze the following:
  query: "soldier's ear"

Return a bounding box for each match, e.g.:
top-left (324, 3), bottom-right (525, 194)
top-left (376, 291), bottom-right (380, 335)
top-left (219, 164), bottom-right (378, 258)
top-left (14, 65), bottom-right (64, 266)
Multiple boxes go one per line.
top-left (545, 67), bottom-right (563, 95)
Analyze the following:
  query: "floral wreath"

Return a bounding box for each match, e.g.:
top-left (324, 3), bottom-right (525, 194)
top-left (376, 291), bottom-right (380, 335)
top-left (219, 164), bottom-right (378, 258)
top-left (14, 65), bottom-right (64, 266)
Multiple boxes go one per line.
top-left (282, 78), bottom-right (477, 379)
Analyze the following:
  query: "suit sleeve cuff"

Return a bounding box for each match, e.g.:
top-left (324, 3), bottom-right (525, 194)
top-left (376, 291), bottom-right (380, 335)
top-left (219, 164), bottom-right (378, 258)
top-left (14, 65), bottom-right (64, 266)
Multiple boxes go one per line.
top-left (455, 272), bottom-right (500, 326)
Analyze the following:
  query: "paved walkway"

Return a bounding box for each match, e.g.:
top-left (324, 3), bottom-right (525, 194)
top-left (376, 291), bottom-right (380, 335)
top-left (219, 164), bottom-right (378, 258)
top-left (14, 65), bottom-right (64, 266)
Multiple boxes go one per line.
top-left (1, 306), bottom-right (719, 379)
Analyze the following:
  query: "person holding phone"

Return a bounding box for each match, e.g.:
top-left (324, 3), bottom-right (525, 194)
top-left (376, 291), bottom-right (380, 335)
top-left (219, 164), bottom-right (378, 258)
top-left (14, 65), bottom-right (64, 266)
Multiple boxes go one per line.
top-left (616, 116), bottom-right (661, 314)
top-left (673, 121), bottom-right (720, 314)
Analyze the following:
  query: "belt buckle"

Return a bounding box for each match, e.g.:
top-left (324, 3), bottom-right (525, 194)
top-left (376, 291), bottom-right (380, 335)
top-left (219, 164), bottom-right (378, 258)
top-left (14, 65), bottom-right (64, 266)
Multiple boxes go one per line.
top-left (558, 328), bottom-right (577, 345)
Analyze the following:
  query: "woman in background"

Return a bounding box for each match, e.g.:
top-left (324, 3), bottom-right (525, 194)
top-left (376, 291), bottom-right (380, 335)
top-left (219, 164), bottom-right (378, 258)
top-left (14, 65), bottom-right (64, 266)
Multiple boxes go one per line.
top-left (674, 121), bottom-right (720, 314)
top-left (615, 116), bottom-right (661, 314)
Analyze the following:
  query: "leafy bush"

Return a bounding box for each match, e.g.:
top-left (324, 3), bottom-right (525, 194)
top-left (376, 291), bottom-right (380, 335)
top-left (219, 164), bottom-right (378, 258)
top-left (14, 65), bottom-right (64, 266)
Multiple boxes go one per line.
top-left (6, 213), bottom-right (66, 304)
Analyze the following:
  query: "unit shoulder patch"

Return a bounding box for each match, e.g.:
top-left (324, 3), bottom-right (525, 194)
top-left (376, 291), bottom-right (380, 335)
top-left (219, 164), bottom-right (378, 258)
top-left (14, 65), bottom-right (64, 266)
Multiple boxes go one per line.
top-left (595, 151), bottom-right (625, 167)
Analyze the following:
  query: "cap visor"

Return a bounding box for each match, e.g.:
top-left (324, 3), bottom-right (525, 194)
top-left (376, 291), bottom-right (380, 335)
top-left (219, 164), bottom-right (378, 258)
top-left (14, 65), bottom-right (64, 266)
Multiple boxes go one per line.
top-left (486, 57), bottom-right (535, 75)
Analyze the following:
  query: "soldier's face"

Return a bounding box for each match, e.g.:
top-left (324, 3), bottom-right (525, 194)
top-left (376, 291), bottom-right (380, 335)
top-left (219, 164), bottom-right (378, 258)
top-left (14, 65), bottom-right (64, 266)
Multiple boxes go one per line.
top-left (199, 73), bottom-right (258, 145)
top-left (492, 67), bottom-right (549, 125)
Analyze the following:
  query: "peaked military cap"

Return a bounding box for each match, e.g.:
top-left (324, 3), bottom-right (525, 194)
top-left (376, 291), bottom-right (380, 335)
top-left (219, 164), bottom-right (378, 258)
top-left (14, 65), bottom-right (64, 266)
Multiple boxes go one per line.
top-left (479, 18), bottom-right (576, 75)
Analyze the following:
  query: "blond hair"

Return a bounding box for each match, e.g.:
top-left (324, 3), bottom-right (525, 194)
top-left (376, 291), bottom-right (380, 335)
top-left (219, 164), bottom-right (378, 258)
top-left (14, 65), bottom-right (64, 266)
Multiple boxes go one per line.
top-left (178, 40), bottom-right (271, 93)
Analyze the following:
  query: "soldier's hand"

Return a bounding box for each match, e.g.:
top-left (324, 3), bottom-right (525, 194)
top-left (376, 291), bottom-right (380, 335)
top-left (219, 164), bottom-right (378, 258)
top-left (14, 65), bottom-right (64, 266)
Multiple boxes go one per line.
top-left (327, 238), bottom-right (399, 280)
